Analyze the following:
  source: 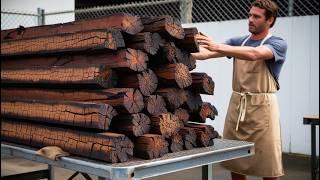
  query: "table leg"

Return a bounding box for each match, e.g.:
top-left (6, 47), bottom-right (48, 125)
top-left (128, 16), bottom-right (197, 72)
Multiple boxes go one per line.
top-left (48, 164), bottom-right (54, 180)
top-left (202, 164), bottom-right (213, 180)
top-left (311, 124), bottom-right (317, 180)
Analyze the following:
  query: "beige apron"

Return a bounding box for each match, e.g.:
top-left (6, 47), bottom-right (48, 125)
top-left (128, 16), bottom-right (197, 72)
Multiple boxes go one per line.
top-left (221, 34), bottom-right (284, 177)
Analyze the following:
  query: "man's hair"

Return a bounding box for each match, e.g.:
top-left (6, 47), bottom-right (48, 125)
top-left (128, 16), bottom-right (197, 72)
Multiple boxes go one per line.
top-left (251, 0), bottom-right (278, 28)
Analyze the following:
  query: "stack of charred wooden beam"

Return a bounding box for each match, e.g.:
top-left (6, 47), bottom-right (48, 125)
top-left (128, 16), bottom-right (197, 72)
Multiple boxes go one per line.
top-left (1, 13), bottom-right (219, 163)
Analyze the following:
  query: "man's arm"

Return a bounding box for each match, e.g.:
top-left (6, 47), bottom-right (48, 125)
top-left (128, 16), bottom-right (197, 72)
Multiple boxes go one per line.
top-left (191, 46), bottom-right (225, 60)
top-left (197, 34), bottom-right (274, 61)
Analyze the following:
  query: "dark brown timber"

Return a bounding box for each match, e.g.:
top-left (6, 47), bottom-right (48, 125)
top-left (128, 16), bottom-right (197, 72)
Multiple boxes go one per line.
top-left (153, 63), bottom-right (192, 89)
top-left (149, 113), bottom-right (184, 138)
top-left (141, 16), bottom-right (185, 39)
top-left (1, 65), bottom-right (117, 89)
top-left (175, 27), bottom-right (200, 53)
top-left (188, 73), bottom-right (215, 95)
top-left (182, 90), bottom-right (203, 112)
top-left (167, 134), bottom-right (184, 152)
top-left (154, 88), bottom-right (187, 110)
top-left (117, 69), bottom-right (158, 96)
top-left (1, 119), bottom-right (133, 163)
top-left (177, 127), bottom-right (197, 150)
top-left (174, 108), bottom-right (190, 124)
top-left (144, 95), bottom-right (168, 116)
top-left (1, 29), bottom-right (125, 56)
top-left (1, 13), bottom-right (143, 40)
top-left (189, 102), bottom-right (218, 123)
top-left (125, 32), bottom-right (161, 55)
top-left (1, 88), bottom-right (144, 114)
top-left (133, 134), bottom-right (169, 159)
top-left (110, 113), bottom-right (150, 137)
top-left (1, 98), bottom-right (117, 130)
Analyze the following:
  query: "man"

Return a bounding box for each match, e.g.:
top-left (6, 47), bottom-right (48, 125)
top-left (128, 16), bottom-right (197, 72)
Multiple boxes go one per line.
top-left (191, 0), bottom-right (287, 180)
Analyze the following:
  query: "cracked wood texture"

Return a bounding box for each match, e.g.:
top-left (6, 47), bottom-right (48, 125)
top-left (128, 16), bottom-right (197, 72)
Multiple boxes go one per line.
top-left (154, 88), bottom-right (187, 110)
top-left (1, 119), bottom-right (133, 163)
top-left (133, 134), bottom-right (169, 159)
top-left (1, 13), bottom-right (143, 41)
top-left (149, 113), bottom-right (184, 138)
top-left (141, 16), bottom-right (185, 39)
top-left (125, 32), bottom-right (161, 55)
top-left (185, 124), bottom-right (214, 147)
top-left (186, 123), bottom-right (219, 140)
top-left (188, 73), bottom-right (215, 95)
top-left (110, 113), bottom-right (150, 137)
top-left (182, 90), bottom-right (203, 112)
top-left (167, 134), bottom-right (184, 152)
top-left (1, 29), bottom-right (125, 57)
top-left (144, 95), bottom-right (168, 116)
top-left (1, 88), bottom-right (144, 114)
top-left (1, 49), bottom-right (148, 72)
top-left (1, 98), bottom-right (117, 130)
top-left (174, 108), bottom-right (190, 124)
top-left (177, 127), bottom-right (197, 150)
top-left (1, 65), bottom-right (117, 89)
top-left (189, 102), bottom-right (218, 123)
top-left (175, 27), bottom-right (200, 53)
top-left (153, 63), bottom-right (192, 89)
top-left (117, 69), bottom-right (158, 96)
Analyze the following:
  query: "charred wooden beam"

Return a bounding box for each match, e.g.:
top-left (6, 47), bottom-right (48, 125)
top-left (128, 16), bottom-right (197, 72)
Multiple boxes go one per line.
top-left (189, 102), bottom-right (218, 123)
top-left (175, 27), bottom-right (200, 53)
top-left (1, 98), bottom-right (117, 130)
top-left (1, 88), bottom-right (144, 114)
top-left (1, 49), bottom-right (148, 72)
top-left (174, 108), bottom-right (190, 124)
top-left (153, 63), bottom-right (192, 89)
top-left (1, 13), bottom-right (143, 40)
top-left (1, 119), bottom-right (133, 163)
top-left (141, 16), bottom-right (185, 39)
top-left (188, 73), bottom-right (214, 95)
top-left (117, 69), bottom-right (158, 96)
top-left (110, 113), bottom-right (150, 137)
top-left (133, 134), bottom-right (169, 159)
top-left (186, 123), bottom-right (219, 140)
top-left (154, 88), bottom-right (187, 110)
top-left (167, 134), bottom-right (184, 153)
top-left (177, 127), bottom-right (197, 150)
top-left (182, 90), bottom-right (203, 112)
top-left (185, 124), bottom-right (214, 147)
top-left (125, 32), bottom-right (161, 55)
top-left (149, 113), bottom-right (184, 138)
top-left (1, 65), bottom-right (117, 89)
top-left (1, 29), bottom-right (125, 57)
top-left (144, 95), bottom-right (168, 116)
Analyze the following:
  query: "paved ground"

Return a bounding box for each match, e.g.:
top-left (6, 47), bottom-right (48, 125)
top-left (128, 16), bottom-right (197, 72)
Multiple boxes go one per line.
top-left (1, 153), bottom-right (313, 180)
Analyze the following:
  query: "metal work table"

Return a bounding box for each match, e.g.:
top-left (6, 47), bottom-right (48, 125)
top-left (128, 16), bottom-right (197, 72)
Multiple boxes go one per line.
top-left (1, 139), bottom-right (254, 180)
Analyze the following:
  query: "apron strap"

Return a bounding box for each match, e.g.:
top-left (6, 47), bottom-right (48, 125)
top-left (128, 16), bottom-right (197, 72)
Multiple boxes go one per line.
top-left (233, 91), bottom-right (275, 131)
top-left (241, 33), bottom-right (272, 47)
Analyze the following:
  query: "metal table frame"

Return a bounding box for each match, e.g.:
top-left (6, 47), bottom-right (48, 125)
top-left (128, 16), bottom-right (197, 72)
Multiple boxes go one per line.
top-left (1, 139), bottom-right (254, 180)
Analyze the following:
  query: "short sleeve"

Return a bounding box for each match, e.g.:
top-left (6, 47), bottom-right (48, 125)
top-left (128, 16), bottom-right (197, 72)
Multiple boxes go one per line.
top-left (263, 37), bottom-right (287, 62)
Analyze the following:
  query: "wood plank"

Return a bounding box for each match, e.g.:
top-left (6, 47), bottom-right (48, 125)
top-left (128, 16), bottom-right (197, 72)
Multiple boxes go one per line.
top-left (185, 123), bottom-right (215, 147)
top-left (186, 123), bottom-right (219, 140)
top-left (1, 98), bottom-right (117, 130)
top-left (1, 88), bottom-right (144, 114)
top-left (149, 113), bottom-right (184, 138)
top-left (188, 73), bottom-right (215, 95)
top-left (125, 32), bottom-right (161, 55)
top-left (144, 95), bottom-right (168, 116)
top-left (141, 16), bottom-right (185, 39)
top-left (177, 127), bottom-right (197, 150)
top-left (175, 27), bottom-right (200, 53)
top-left (1, 65), bottom-right (117, 89)
top-left (1, 119), bottom-right (133, 163)
top-left (1, 13), bottom-right (143, 40)
top-left (189, 102), bottom-right (218, 123)
top-left (153, 63), bottom-right (192, 89)
top-left (1, 29), bottom-right (125, 56)
top-left (133, 134), bottom-right (168, 159)
top-left (110, 113), bottom-right (150, 137)
top-left (1, 48), bottom-right (148, 72)
top-left (182, 90), bottom-right (203, 111)
top-left (154, 88), bottom-right (187, 110)
top-left (174, 108), bottom-right (190, 124)
top-left (117, 69), bottom-right (158, 96)
top-left (167, 134), bottom-right (184, 153)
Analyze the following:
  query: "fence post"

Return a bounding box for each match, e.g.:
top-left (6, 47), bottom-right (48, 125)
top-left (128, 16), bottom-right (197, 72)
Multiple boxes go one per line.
top-left (180, 0), bottom-right (193, 24)
top-left (288, 0), bottom-right (294, 16)
top-left (37, 8), bottom-right (45, 25)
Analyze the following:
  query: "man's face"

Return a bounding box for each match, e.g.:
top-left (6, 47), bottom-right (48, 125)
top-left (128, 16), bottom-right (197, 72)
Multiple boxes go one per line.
top-left (248, 6), bottom-right (271, 34)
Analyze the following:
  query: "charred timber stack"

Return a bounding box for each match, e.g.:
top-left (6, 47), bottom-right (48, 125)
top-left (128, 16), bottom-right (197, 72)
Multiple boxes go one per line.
top-left (1, 13), bottom-right (219, 163)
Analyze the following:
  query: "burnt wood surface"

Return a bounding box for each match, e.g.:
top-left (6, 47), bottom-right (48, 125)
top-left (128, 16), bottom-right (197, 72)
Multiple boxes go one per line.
top-left (149, 113), bottom-right (184, 138)
top-left (154, 88), bottom-right (187, 110)
top-left (188, 73), bottom-right (215, 95)
top-left (1, 65), bottom-right (117, 89)
top-left (1, 29), bottom-right (125, 56)
top-left (167, 134), bottom-right (184, 153)
top-left (1, 13), bottom-right (143, 40)
top-left (1, 98), bottom-right (117, 130)
top-left (1, 119), bottom-right (133, 163)
top-left (175, 27), bottom-right (200, 53)
top-left (189, 102), bottom-right (218, 123)
top-left (144, 95), bottom-right (168, 116)
top-left (133, 134), bottom-right (169, 159)
top-left (125, 32), bottom-right (161, 55)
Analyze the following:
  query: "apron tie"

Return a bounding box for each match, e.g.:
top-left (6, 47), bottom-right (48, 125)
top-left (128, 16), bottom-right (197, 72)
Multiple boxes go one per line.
top-left (233, 91), bottom-right (274, 131)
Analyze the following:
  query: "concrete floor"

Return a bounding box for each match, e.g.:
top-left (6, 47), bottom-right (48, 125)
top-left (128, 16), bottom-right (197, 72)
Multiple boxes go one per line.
top-left (1, 153), bottom-right (314, 180)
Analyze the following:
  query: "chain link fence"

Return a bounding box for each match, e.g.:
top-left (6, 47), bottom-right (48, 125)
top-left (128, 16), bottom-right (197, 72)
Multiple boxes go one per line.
top-left (1, 0), bottom-right (319, 30)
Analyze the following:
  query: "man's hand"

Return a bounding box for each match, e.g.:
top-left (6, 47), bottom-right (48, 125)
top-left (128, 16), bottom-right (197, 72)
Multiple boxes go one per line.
top-left (196, 33), bottom-right (220, 51)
